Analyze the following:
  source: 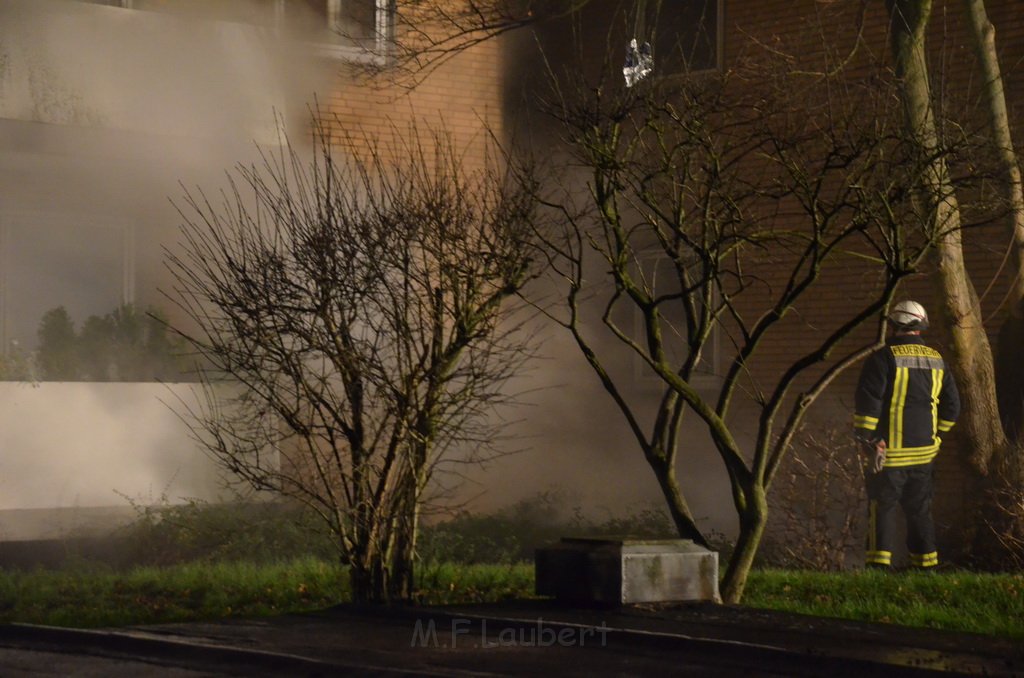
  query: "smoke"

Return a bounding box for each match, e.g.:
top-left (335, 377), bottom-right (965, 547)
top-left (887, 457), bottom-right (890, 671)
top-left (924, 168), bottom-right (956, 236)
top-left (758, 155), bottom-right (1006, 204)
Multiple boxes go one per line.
top-left (0, 0), bottom-right (332, 535)
top-left (461, 325), bottom-right (745, 540)
top-left (0, 0), bottom-right (747, 545)
top-left (0, 0), bottom-right (324, 139)
top-left (0, 382), bottom-right (222, 510)
top-left (1, 0), bottom-right (333, 349)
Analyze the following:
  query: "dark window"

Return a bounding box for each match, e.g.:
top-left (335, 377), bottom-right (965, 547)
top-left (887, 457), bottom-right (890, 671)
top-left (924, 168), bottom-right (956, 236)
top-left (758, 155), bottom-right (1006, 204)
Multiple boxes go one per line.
top-left (642, 0), bottom-right (720, 73)
top-left (1, 217), bottom-right (129, 352)
top-left (608, 0), bottom-right (721, 75)
top-left (533, 0), bottom-right (721, 82)
top-left (293, 0), bottom-right (389, 49)
top-left (339, 0), bottom-right (379, 44)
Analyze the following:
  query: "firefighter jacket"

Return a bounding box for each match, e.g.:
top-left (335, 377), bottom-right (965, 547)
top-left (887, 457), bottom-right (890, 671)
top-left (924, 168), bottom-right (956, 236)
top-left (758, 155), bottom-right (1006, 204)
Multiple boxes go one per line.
top-left (853, 334), bottom-right (960, 468)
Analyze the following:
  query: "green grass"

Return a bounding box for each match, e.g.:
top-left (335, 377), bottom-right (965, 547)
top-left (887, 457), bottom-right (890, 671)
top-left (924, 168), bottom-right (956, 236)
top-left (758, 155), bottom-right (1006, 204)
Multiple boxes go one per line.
top-left (1, 559), bottom-right (1021, 640)
top-left (414, 562), bottom-right (535, 605)
top-left (0, 557), bottom-right (348, 628)
top-left (0, 558), bottom-right (538, 628)
top-left (744, 568), bottom-right (1024, 639)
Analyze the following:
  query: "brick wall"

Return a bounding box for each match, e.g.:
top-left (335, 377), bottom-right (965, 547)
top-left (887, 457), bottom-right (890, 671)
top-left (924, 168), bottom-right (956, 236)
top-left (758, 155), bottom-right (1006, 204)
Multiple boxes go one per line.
top-left (720, 0), bottom-right (1024, 353)
top-left (724, 0), bottom-right (1024, 560)
top-left (317, 10), bottom-right (506, 173)
top-left (307, 1), bottom-right (1024, 559)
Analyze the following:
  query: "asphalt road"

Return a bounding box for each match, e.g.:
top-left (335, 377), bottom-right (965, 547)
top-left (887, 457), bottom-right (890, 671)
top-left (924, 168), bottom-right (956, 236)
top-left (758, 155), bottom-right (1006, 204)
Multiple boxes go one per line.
top-left (0, 601), bottom-right (1019, 677)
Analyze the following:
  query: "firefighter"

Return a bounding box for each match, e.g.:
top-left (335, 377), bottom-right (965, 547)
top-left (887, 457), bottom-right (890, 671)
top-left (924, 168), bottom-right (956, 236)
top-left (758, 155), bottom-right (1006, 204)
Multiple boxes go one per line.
top-left (853, 300), bottom-right (960, 570)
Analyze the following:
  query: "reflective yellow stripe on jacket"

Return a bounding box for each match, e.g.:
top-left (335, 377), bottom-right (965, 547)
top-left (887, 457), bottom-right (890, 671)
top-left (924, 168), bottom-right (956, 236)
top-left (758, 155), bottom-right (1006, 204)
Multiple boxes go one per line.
top-left (888, 366), bottom-right (908, 449)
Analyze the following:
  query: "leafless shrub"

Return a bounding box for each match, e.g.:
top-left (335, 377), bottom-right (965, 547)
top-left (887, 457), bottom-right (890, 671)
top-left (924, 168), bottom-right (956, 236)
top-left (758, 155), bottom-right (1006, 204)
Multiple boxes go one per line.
top-left (761, 425), bottom-right (865, 571)
top-left (978, 476), bottom-right (1024, 570)
top-left (163, 115), bottom-right (543, 603)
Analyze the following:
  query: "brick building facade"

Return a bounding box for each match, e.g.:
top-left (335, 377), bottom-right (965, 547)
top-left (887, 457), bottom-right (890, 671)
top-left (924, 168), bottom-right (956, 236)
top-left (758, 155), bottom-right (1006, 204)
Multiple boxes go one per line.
top-left (501, 0), bottom-right (1023, 563)
top-left (721, 0), bottom-right (1023, 559)
top-left (0, 0), bottom-right (1019, 561)
top-left (0, 0), bottom-right (509, 530)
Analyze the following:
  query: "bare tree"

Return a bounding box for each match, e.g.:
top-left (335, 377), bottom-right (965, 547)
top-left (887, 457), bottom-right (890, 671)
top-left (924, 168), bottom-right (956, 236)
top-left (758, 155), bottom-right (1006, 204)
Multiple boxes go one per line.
top-left (963, 0), bottom-right (1024, 340)
top-left (960, 0), bottom-right (1024, 563)
top-left (362, 1), bottom-right (711, 86)
top-left (378, 1), bottom-right (562, 81)
top-left (886, 0), bottom-right (1024, 565)
top-left (163, 119), bottom-right (542, 603)
top-left (761, 425), bottom-right (866, 572)
top-left (524, 52), bottom-right (962, 601)
top-left (887, 0), bottom-right (1003, 474)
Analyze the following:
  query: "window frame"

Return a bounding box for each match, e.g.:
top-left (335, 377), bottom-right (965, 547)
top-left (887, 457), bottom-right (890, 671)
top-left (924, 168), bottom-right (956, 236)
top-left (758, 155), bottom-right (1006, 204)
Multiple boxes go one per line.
top-left (73, 0), bottom-right (396, 64)
top-left (315, 0), bottom-right (396, 63)
top-left (643, 0), bottom-right (724, 77)
top-left (628, 248), bottom-right (721, 389)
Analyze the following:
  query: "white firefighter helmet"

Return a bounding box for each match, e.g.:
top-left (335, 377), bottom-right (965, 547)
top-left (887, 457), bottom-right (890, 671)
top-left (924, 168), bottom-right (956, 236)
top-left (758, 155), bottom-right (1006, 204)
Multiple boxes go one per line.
top-left (888, 300), bottom-right (929, 331)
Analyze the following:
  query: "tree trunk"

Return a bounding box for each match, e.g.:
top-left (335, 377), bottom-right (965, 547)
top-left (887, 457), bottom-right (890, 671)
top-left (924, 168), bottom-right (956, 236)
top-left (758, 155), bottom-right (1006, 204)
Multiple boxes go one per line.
top-left (962, 0), bottom-right (1024, 314)
top-left (962, 0), bottom-right (1024, 446)
top-left (647, 449), bottom-right (710, 548)
top-left (887, 0), bottom-right (1006, 472)
top-left (719, 482), bottom-right (768, 604)
top-left (349, 496), bottom-right (399, 604)
top-left (888, 0), bottom-right (1024, 566)
top-left (350, 543), bottom-right (415, 604)
top-left (388, 484), bottom-right (421, 602)
top-left (963, 0), bottom-right (1024, 566)
top-left (349, 558), bottom-right (386, 604)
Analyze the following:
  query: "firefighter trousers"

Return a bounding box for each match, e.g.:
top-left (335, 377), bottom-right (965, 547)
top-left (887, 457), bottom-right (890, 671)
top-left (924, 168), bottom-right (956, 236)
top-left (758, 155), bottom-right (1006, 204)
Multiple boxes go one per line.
top-left (865, 462), bottom-right (938, 568)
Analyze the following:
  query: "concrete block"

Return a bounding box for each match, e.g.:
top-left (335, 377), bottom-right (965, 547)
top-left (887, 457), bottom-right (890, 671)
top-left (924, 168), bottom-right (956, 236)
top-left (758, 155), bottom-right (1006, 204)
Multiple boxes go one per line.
top-left (535, 537), bottom-right (720, 604)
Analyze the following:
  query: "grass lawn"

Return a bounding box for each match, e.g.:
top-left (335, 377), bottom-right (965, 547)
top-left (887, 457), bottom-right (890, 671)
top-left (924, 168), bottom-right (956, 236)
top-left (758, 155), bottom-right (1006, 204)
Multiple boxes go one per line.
top-left (743, 568), bottom-right (1024, 639)
top-left (0, 559), bottom-right (1021, 639)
